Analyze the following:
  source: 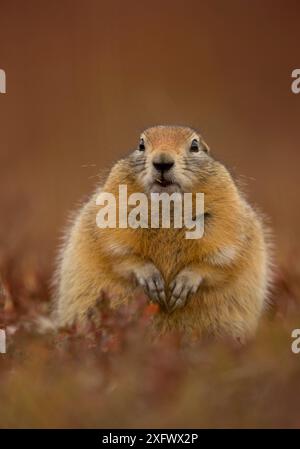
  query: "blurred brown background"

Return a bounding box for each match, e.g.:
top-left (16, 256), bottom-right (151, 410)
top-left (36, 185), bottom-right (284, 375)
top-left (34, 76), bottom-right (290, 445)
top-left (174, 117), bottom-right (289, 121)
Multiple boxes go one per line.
top-left (0, 0), bottom-right (300, 277)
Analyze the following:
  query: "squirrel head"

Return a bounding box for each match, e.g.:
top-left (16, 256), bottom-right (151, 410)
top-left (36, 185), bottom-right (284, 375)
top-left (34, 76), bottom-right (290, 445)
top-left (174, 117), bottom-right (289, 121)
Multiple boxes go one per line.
top-left (129, 126), bottom-right (211, 194)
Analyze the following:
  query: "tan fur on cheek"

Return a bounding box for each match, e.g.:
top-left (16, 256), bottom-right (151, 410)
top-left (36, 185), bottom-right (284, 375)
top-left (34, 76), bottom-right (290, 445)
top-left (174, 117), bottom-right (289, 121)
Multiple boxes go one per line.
top-left (208, 245), bottom-right (237, 266)
top-left (103, 240), bottom-right (131, 257)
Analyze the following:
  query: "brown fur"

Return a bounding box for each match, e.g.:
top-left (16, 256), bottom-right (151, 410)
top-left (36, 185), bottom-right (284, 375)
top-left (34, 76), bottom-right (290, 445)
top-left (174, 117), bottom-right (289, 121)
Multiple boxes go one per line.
top-left (53, 126), bottom-right (272, 341)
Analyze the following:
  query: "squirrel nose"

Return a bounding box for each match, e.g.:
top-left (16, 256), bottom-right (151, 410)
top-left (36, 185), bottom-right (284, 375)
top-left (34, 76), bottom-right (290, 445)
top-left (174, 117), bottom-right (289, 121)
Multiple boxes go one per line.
top-left (153, 161), bottom-right (174, 172)
top-left (153, 160), bottom-right (174, 173)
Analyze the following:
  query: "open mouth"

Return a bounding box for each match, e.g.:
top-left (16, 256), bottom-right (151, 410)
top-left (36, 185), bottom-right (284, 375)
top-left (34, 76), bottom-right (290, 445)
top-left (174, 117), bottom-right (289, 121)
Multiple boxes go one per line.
top-left (154, 178), bottom-right (173, 188)
top-left (150, 177), bottom-right (181, 192)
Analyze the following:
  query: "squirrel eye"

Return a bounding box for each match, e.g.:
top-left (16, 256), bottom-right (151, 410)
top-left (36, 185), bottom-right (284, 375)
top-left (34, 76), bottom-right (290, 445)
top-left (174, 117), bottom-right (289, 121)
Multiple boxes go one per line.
top-left (139, 138), bottom-right (145, 151)
top-left (190, 139), bottom-right (199, 152)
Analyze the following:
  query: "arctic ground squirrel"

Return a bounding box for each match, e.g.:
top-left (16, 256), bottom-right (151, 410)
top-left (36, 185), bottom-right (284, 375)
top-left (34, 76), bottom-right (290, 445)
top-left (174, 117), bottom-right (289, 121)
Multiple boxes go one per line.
top-left (53, 126), bottom-right (272, 341)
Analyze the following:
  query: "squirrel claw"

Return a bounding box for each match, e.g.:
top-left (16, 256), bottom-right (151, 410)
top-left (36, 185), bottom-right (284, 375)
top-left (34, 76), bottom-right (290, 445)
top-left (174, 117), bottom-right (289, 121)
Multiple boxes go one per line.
top-left (135, 264), bottom-right (167, 309)
top-left (169, 270), bottom-right (202, 312)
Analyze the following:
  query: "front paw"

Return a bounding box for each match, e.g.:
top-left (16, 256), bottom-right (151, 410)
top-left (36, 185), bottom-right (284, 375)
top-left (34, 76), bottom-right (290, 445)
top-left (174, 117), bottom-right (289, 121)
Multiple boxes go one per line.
top-left (169, 269), bottom-right (202, 312)
top-left (134, 263), bottom-right (166, 308)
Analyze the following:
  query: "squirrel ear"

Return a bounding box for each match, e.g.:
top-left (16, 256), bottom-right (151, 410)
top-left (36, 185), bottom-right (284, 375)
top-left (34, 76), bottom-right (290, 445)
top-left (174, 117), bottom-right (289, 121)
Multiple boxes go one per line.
top-left (201, 139), bottom-right (210, 153)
